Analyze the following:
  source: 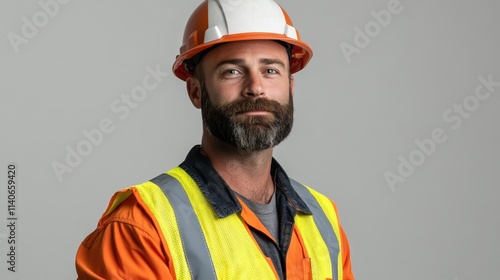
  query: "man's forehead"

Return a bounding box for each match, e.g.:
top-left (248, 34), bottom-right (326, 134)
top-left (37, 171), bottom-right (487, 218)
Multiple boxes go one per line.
top-left (203, 40), bottom-right (290, 65)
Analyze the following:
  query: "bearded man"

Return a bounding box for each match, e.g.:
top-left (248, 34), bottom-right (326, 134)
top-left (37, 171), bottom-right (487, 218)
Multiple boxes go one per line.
top-left (76, 1), bottom-right (354, 279)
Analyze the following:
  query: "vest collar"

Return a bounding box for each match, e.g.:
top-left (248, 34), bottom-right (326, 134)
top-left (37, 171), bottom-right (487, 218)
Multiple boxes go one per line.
top-left (179, 145), bottom-right (312, 218)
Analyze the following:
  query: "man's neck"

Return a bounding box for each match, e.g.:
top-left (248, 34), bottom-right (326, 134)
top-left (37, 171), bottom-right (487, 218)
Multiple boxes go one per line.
top-left (200, 134), bottom-right (275, 204)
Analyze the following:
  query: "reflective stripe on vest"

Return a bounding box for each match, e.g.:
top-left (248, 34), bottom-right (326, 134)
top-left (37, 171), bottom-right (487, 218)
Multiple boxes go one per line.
top-left (150, 173), bottom-right (217, 280)
top-left (290, 179), bottom-right (343, 280)
top-left (132, 166), bottom-right (343, 279)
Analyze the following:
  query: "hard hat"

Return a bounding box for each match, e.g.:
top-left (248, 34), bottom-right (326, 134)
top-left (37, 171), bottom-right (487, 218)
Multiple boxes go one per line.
top-left (172, 0), bottom-right (313, 81)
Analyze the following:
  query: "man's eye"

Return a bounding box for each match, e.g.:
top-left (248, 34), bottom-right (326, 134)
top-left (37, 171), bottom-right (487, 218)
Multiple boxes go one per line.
top-left (266, 69), bottom-right (279, 74)
top-left (224, 69), bottom-right (240, 75)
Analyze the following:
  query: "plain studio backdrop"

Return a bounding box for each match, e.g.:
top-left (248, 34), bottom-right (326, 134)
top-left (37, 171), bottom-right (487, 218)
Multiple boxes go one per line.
top-left (1, 0), bottom-right (499, 279)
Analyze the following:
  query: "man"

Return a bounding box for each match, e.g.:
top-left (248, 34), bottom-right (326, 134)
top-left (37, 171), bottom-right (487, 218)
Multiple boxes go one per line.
top-left (76, 0), bottom-right (354, 279)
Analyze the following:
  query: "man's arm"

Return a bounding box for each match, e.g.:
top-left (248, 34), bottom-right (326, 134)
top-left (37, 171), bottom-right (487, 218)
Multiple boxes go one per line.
top-left (330, 201), bottom-right (355, 280)
top-left (339, 225), bottom-right (355, 280)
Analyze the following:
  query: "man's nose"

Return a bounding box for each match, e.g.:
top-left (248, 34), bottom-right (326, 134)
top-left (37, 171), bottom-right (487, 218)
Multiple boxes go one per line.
top-left (242, 71), bottom-right (265, 98)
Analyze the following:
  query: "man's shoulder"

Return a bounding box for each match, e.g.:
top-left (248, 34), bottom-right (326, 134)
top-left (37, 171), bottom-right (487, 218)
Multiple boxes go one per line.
top-left (288, 178), bottom-right (339, 211)
top-left (79, 183), bottom-right (163, 250)
top-left (102, 171), bottom-right (184, 219)
top-left (99, 185), bottom-right (154, 225)
top-left (288, 178), bottom-right (332, 200)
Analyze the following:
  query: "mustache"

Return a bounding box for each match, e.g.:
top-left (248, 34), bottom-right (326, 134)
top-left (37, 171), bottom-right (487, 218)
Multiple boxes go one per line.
top-left (218, 98), bottom-right (287, 115)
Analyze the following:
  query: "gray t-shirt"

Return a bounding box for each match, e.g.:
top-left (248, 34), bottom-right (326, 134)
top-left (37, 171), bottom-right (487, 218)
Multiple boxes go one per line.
top-left (235, 191), bottom-right (279, 242)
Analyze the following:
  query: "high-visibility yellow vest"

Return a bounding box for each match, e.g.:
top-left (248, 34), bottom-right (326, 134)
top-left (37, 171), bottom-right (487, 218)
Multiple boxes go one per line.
top-left (108, 167), bottom-right (344, 280)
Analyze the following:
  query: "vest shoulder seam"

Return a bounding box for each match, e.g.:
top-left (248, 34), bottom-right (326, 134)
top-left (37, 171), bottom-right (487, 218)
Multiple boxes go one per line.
top-left (101, 216), bottom-right (162, 245)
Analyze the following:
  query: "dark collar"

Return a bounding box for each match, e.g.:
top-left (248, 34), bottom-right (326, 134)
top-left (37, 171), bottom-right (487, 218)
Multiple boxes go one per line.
top-left (179, 145), bottom-right (312, 218)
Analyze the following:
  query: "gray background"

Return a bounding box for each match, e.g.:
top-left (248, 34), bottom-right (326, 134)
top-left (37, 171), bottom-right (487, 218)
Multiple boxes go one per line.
top-left (1, 0), bottom-right (499, 279)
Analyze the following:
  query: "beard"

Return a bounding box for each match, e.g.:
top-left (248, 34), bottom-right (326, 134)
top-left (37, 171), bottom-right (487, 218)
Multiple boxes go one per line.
top-left (201, 82), bottom-right (294, 152)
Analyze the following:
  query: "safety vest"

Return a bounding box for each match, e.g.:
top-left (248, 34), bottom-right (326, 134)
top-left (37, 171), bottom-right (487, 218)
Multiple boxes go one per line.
top-left (107, 167), bottom-right (344, 280)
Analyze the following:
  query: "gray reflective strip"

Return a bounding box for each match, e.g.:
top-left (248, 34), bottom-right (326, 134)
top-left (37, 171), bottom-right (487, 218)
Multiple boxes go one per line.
top-left (151, 173), bottom-right (217, 280)
top-left (290, 179), bottom-right (339, 278)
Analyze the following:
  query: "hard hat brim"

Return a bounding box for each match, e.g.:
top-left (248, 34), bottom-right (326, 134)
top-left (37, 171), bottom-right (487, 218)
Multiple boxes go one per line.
top-left (172, 32), bottom-right (313, 81)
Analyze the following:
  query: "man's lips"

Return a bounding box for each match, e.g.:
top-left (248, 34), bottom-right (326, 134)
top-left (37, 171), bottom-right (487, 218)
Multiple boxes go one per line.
top-left (237, 110), bottom-right (273, 116)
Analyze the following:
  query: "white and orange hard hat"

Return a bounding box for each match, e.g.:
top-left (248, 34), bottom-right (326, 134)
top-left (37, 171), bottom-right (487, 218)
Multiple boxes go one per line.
top-left (172, 0), bottom-right (313, 81)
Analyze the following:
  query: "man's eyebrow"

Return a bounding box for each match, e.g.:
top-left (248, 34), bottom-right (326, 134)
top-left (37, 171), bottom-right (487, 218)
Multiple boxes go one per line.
top-left (259, 58), bottom-right (286, 69)
top-left (214, 59), bottom-right (245, 69)
top-left (214, 58), bottom-right (287, 69)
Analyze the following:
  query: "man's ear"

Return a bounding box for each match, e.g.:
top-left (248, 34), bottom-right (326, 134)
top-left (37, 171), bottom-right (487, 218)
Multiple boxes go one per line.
top-left (186, 76), bottom-right (202, 109)
top-left (290, 74), bottom-right (295, 96)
